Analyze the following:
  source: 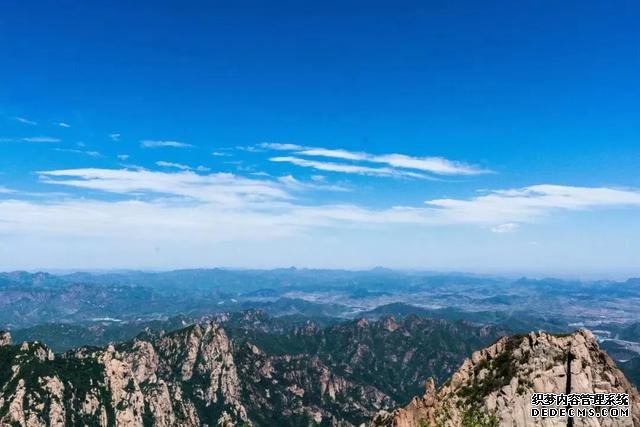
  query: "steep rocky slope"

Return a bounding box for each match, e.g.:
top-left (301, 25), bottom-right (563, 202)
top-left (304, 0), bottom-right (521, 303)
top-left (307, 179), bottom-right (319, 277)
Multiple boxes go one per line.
top-left (372, 330), bottom-right (640, 427)
top-left (220, 311), bottom-right (507, 404)
top-left (0, 322), bottom-right (393, 426)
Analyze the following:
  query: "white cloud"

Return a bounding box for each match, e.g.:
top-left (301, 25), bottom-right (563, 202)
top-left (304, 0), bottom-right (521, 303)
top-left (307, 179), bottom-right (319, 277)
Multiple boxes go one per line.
top-left (270, 156), bottom-right (430, 179)
top-left (261, 143), bottom-right (489, 176)
top-left (109, 133), bottom-right (121, 141)
top-left (276, 175), bottom-right (349, 192)
top-left (1, 169), bottom-right (640, 270)
top-left (13, 117), bottom-right (37, 125)
top-left (58, 122), bottom-right (71, 128)
top-left (31, 169), bottom-right (640, 227)
top-left (490, 223), bottom-right (519, 233)
top-left (37, 168), bottom-right (291, 205)
top-left (212, 151), bottom-right (231, 157)
top-left (22, 136), bottom-right (61, 143)
top-left (260, 142), bottom-right (305, 151)
top-left (426, 185), bottom-right (640, 225)
top-left (54, 148), bottom-right (101, 157)
top-left (8, 181), bottom-right (637, 251)
top-left (0, 186), bottom-right (16, 194)
top-left (1, 136), bottom-right (61, 143)
top-left (156, 161), bottom-right (191, 171)
top-left (117, 154), bottom-right (130, 161)
top-left (155, 161), bottom-right (211, 173)
top-left (140, 140), bottom-right (193, 148)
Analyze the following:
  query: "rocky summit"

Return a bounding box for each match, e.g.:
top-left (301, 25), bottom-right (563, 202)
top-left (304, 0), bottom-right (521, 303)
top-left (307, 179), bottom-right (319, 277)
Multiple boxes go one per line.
top-left (372, 330), bottom-right (640, 427)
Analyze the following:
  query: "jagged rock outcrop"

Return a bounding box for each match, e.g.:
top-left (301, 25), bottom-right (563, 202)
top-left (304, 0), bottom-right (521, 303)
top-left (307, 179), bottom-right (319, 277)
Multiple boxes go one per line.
top-left (0, 321), bottom-right (394, 426)
top-left (372, 329), bottom-right (640, 426)
top-left (0, 331), bottom-right (10, 347)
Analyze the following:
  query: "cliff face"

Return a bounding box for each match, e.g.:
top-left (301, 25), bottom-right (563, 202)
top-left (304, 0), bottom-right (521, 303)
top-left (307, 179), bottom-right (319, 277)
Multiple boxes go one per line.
top-left (372, 330), bottom-right (640, 427)
top-left (0, 323), bottom-right (392, 427)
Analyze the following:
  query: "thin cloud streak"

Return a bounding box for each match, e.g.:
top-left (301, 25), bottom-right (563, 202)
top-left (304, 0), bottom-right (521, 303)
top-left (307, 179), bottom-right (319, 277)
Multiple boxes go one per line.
top-left (37, 168), bottom-right (292, 205)
top-left (22, 136), bottom-right (61, 143)
top-left (156, 161), bottom-right (192, 171)
top-left (261, 143), bottom-right (490, 176)
top-left (0, 186), bottom-right (16, 194)
top-left (491, 222), bottom-right (519, 233)
top-left (141, 140), bottom-right (193, 148)
top-left (13, 117), bottom-right (37, 125)
top-left (270, 156), bottom-right (431, 179)
top-left (54, 148), bottom-right (101, 157)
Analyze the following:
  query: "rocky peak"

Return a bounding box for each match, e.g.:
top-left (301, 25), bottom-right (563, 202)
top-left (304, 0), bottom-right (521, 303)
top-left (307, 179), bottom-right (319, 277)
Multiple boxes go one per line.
top-left (372, 329), bottom-right (640, 426)
top-left (382, 316), bottom-right (399, 332)
top-left (0, 331), bottom-right (10, 347)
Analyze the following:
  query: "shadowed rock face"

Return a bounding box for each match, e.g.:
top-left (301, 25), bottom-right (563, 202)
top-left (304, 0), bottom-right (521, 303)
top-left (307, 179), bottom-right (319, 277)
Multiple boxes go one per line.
top-left (371, 330), bottom-right (640, 427)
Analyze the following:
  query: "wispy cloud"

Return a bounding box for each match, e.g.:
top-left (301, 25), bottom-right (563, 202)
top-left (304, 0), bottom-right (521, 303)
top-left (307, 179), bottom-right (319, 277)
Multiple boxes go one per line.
top-left (156, 161), bottom-right (211, 173)
top-left (13, 117), bottom-right (37, 125)
top-left (57, 122), bottom-right (71, 128)
top-left (212, 151), bottom-right (232, 157)
top-left (426, 185), bottom-right (640, 225)
top-left (22, 136), bottom-right (61, 143)
top-left (156, 161), bottom-right (191, 171)
top-left (270, 156), bottom-right (431, 179)
top-left (260, 143), bottom-right (304, 151)
top-left (37, 168), bottom-right (291, 205)
top-left (140, 139), bottom-right (193, 149)
top-left (117, 154), bottom-right (130, 161)
top-left (277, 175), bottom-right (349, 192)
top-left (261, 143), bottom-right (489, 176)
top-left (109, 133), bottom-right (121, 141)
top-left (0, 186), bottom-right (16, 194)
top-left (490, 223), bottom-right (519, 233)
top-left (54, 148), bottom-right (101, 157)
top-left (30, 168), bottom-right (640, 229)
top-left (1, 168), bottom-right (640, 270)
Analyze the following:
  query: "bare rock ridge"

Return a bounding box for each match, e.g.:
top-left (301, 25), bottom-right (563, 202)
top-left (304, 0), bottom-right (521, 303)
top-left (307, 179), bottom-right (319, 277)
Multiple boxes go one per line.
top-left (371, 330), bottom-right (640, 427)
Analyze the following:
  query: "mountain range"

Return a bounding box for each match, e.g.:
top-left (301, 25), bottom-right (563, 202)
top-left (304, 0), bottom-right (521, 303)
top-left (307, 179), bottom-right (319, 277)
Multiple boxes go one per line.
top-left (2, 312), bottom-right (640, 426)
top-left (1, 269), bottom-right (639, 425)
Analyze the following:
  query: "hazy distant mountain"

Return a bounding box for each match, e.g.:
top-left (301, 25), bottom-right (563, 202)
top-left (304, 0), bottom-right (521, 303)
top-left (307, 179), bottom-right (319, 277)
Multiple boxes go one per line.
top-left (2, 268), bottom-right (639, 392)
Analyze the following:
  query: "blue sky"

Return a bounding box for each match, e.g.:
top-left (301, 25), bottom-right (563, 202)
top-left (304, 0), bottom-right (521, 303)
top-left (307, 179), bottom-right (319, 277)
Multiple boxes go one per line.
top-left (0, 1), bottom-right (639, 276)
